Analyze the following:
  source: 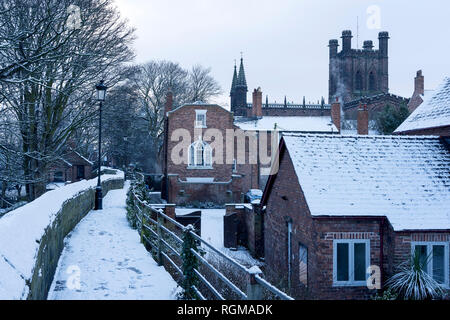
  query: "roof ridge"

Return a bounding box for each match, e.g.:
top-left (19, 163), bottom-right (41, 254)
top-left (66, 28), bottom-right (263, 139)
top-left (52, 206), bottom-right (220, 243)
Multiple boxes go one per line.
top-left (282, 132), bottom-right (442, 140)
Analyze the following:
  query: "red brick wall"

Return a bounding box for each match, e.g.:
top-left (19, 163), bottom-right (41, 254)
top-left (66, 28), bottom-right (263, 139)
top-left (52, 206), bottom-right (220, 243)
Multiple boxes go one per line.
top-left (393, 232), bottom-right (450, 274)
top-left (167, 105), bottom-right (234, 181)
top-left (166, 104), bottom-right (272, 205)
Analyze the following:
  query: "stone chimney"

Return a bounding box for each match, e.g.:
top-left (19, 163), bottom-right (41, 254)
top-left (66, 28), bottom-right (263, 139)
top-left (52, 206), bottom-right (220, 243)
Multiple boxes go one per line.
top-left (331, 97), bottom-right (341, 132)
top-left (357, 103), bottom-right (369, 135)
top-left (414, 70), bottom-right (424, 96)
top-left (252, 87), bottom-right (263, 118)
top-left (165, 89), bottom-right (173, 114)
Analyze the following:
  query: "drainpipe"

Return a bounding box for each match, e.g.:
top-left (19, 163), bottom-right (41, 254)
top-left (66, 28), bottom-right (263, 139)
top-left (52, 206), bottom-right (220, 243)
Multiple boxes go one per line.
top-left (379, 218), bottom-right (385, 289)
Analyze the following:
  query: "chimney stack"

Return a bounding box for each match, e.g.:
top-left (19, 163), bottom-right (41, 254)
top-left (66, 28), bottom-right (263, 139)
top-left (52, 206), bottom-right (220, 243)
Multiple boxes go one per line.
top-left (165, 89), bottom-right (173, 114)
top-left (331, 97), bottom-right (341, 132)
top-left (414, 70), bottom-right (424, 96)
top-left (357, 103), bottom-right (369, 135)
top-left (252, 87), bottom-right (263, 118)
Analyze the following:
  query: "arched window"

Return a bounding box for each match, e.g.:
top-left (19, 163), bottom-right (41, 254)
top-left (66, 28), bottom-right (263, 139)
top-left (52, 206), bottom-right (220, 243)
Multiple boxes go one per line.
top-left (355, 70), bottom-right (363, 91)
top-left (188, 138), bottom-right (212, 168)
top-left (369, 71), bottom-right (376, 91)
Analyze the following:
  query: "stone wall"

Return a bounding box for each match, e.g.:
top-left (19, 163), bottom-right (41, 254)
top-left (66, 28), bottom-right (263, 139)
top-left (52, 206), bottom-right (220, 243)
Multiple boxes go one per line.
top-left (27, 177), bottom-right (124, 300)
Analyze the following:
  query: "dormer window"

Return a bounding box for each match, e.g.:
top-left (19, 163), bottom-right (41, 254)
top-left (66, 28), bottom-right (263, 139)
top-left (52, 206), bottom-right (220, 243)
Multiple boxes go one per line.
top-left (195, 110), bottom-right (207, 128)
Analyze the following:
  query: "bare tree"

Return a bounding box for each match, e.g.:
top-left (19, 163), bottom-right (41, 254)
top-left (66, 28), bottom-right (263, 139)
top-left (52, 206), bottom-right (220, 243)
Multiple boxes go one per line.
top-left (188, 65), bottom-right (222, 102)
top-left (127, 61), bottom-right (222, 164)
top-left (0, 0), bottom-right (135, 200)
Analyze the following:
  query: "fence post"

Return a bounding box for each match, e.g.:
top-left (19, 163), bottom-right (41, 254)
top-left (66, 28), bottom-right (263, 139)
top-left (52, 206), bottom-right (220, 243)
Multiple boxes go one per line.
top-left (140, 205), bottom-right (145, 244)
top-left (181, 225), bottom-right (199, 300)
top-left (157, 211), bottom-right (163, 266)
top-left (246, 266), bottom-right (263, 300)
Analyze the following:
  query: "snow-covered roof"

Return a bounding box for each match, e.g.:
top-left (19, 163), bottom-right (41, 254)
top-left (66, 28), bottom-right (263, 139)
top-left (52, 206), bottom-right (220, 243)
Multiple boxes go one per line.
top-left (282, 133), bottom-right (450, 231)
top-left (396, 77), bottom-right (450, 133)
top-left (234, 116), bottom-right (338, 133)
top-left (168, 103), bottom-right (231, 115)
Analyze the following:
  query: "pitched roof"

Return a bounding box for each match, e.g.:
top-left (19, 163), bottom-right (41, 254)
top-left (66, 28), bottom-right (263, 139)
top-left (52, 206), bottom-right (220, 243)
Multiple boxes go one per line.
top-left (281, 133), bottom-right (450, 231)
top-left (234, 116), bottom-right (338, 133)
top-left (395, 77), bottom-right (450, 133)
top-left (167, 102), bottom-right (231, 115)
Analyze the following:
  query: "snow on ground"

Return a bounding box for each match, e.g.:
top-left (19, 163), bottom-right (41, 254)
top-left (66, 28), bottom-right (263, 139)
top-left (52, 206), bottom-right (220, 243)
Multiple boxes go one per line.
top-left (0, 170), bottom-right (124, 300)
top-left (176, 208), bottom-right (263, 268)
top-left (48, 182), bottom-right (179, 300)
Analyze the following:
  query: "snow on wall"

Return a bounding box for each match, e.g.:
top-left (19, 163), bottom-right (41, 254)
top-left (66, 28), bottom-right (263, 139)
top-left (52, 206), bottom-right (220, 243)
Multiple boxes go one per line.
top-left (0, 170), bottom-right (124, 300)
top-left (234, 116), bottom-right (337, 132)
top-left (283, 134), bottom-right (450, 231)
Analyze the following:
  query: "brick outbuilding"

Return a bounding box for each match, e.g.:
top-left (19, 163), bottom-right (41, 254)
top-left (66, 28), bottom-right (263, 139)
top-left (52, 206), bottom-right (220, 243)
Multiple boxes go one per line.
top-left (261, 134), bottom-right (450, 299)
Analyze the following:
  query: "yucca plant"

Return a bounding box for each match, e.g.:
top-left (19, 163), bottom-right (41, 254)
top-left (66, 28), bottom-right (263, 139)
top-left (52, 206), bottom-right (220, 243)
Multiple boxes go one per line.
top-left (386, 250), bottom-right (445, 300)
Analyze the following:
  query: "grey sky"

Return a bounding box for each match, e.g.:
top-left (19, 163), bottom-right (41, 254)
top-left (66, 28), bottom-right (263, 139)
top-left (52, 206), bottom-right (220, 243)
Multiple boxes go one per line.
top-left (115, 0), bottom-right (450, 107)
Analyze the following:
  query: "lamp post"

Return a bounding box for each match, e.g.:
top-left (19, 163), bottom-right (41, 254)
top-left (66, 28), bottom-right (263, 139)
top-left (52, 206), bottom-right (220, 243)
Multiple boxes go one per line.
top-left (95, 80), bottom-right (107, 210)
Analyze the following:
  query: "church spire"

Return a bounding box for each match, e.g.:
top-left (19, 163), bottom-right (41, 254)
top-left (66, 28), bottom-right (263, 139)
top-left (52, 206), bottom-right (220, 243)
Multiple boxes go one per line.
top-left (230, 62), bottom-right (238, 94)
top-left (237, 57), bottom-right (247, 88)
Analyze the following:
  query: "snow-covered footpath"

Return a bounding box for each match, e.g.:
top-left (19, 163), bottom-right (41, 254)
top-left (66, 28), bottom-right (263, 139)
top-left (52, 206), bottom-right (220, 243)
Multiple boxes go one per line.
top-left (48, 182), bottom-right (179, 300)
top-left (0, 170), bottom-right (124, 300)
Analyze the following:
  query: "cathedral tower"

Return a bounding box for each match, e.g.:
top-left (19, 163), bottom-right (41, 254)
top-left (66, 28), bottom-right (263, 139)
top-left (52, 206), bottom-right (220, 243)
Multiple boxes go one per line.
top-left (328, 30), bottom-right (389, 104)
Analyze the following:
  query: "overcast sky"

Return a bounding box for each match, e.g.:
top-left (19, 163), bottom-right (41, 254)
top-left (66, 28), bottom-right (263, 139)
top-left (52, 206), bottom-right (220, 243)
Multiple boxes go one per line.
top-left (115, 0), bottom-right (449, 107)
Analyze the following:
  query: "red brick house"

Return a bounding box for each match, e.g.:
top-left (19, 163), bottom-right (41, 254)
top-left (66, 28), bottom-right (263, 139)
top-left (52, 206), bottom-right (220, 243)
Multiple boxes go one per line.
top-left (162, 90), bottom-right (338, 206)
top-left (49, 149), bottom-right (93, 184)
top-left (395, 77), bottom-right (450, 137)
top-left (262, 133), bottom-right (450, 300)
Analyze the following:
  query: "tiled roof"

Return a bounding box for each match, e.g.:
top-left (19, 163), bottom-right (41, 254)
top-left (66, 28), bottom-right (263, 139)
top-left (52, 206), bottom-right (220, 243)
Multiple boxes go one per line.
top-left (396, 77), bottom-right (450, 133)
top-left (283, 133), bottom-right (450, 231)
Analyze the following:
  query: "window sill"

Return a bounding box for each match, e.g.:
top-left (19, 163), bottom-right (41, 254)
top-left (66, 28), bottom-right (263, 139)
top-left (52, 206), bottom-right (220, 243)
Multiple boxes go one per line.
top-left (194, 126), bottom-right (207, 129)
top-left (187, 166), bottom-right (213, 170)
top-left (332, 281), bottom-right (367, 287)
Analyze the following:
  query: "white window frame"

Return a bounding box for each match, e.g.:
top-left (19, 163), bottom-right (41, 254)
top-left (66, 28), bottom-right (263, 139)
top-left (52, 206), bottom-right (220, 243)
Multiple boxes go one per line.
top-left (333, 239), bottom-right (370, 287)
top-left (195, 110), bottom-right (207, 128)
top-left (187, 138), bottom-right (213, 169)
top-left (411, 241), bottom-right (449, 288)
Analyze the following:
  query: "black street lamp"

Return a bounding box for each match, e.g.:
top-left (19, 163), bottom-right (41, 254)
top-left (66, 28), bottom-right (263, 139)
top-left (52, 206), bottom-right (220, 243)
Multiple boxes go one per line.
top-left (95, 80), bottom-right (107, 210)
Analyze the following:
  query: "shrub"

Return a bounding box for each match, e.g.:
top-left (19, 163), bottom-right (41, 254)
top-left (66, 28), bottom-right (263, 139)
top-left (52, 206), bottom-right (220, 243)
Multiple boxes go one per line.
top-left (386, 250), bottom-right (445, 300)
top-left (376, 104), bottom-right (410, 135)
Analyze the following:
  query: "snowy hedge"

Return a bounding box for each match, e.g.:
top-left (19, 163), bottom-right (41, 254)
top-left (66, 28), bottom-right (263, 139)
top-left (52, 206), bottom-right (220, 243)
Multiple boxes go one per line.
top-left (0, 169), bottom-right (124, 300)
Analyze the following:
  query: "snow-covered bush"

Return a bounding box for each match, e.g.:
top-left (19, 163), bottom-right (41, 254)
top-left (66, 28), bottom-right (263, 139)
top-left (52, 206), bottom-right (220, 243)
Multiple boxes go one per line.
top-left (386, 250), bottom-right (445, 300)
top-left (126, 179), bottom-right (151, 229)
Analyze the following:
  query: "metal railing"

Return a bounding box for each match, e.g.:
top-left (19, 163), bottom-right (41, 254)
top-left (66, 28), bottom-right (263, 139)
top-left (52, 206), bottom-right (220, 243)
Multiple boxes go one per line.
top-left (129, 186), bottom-right (294, 300)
